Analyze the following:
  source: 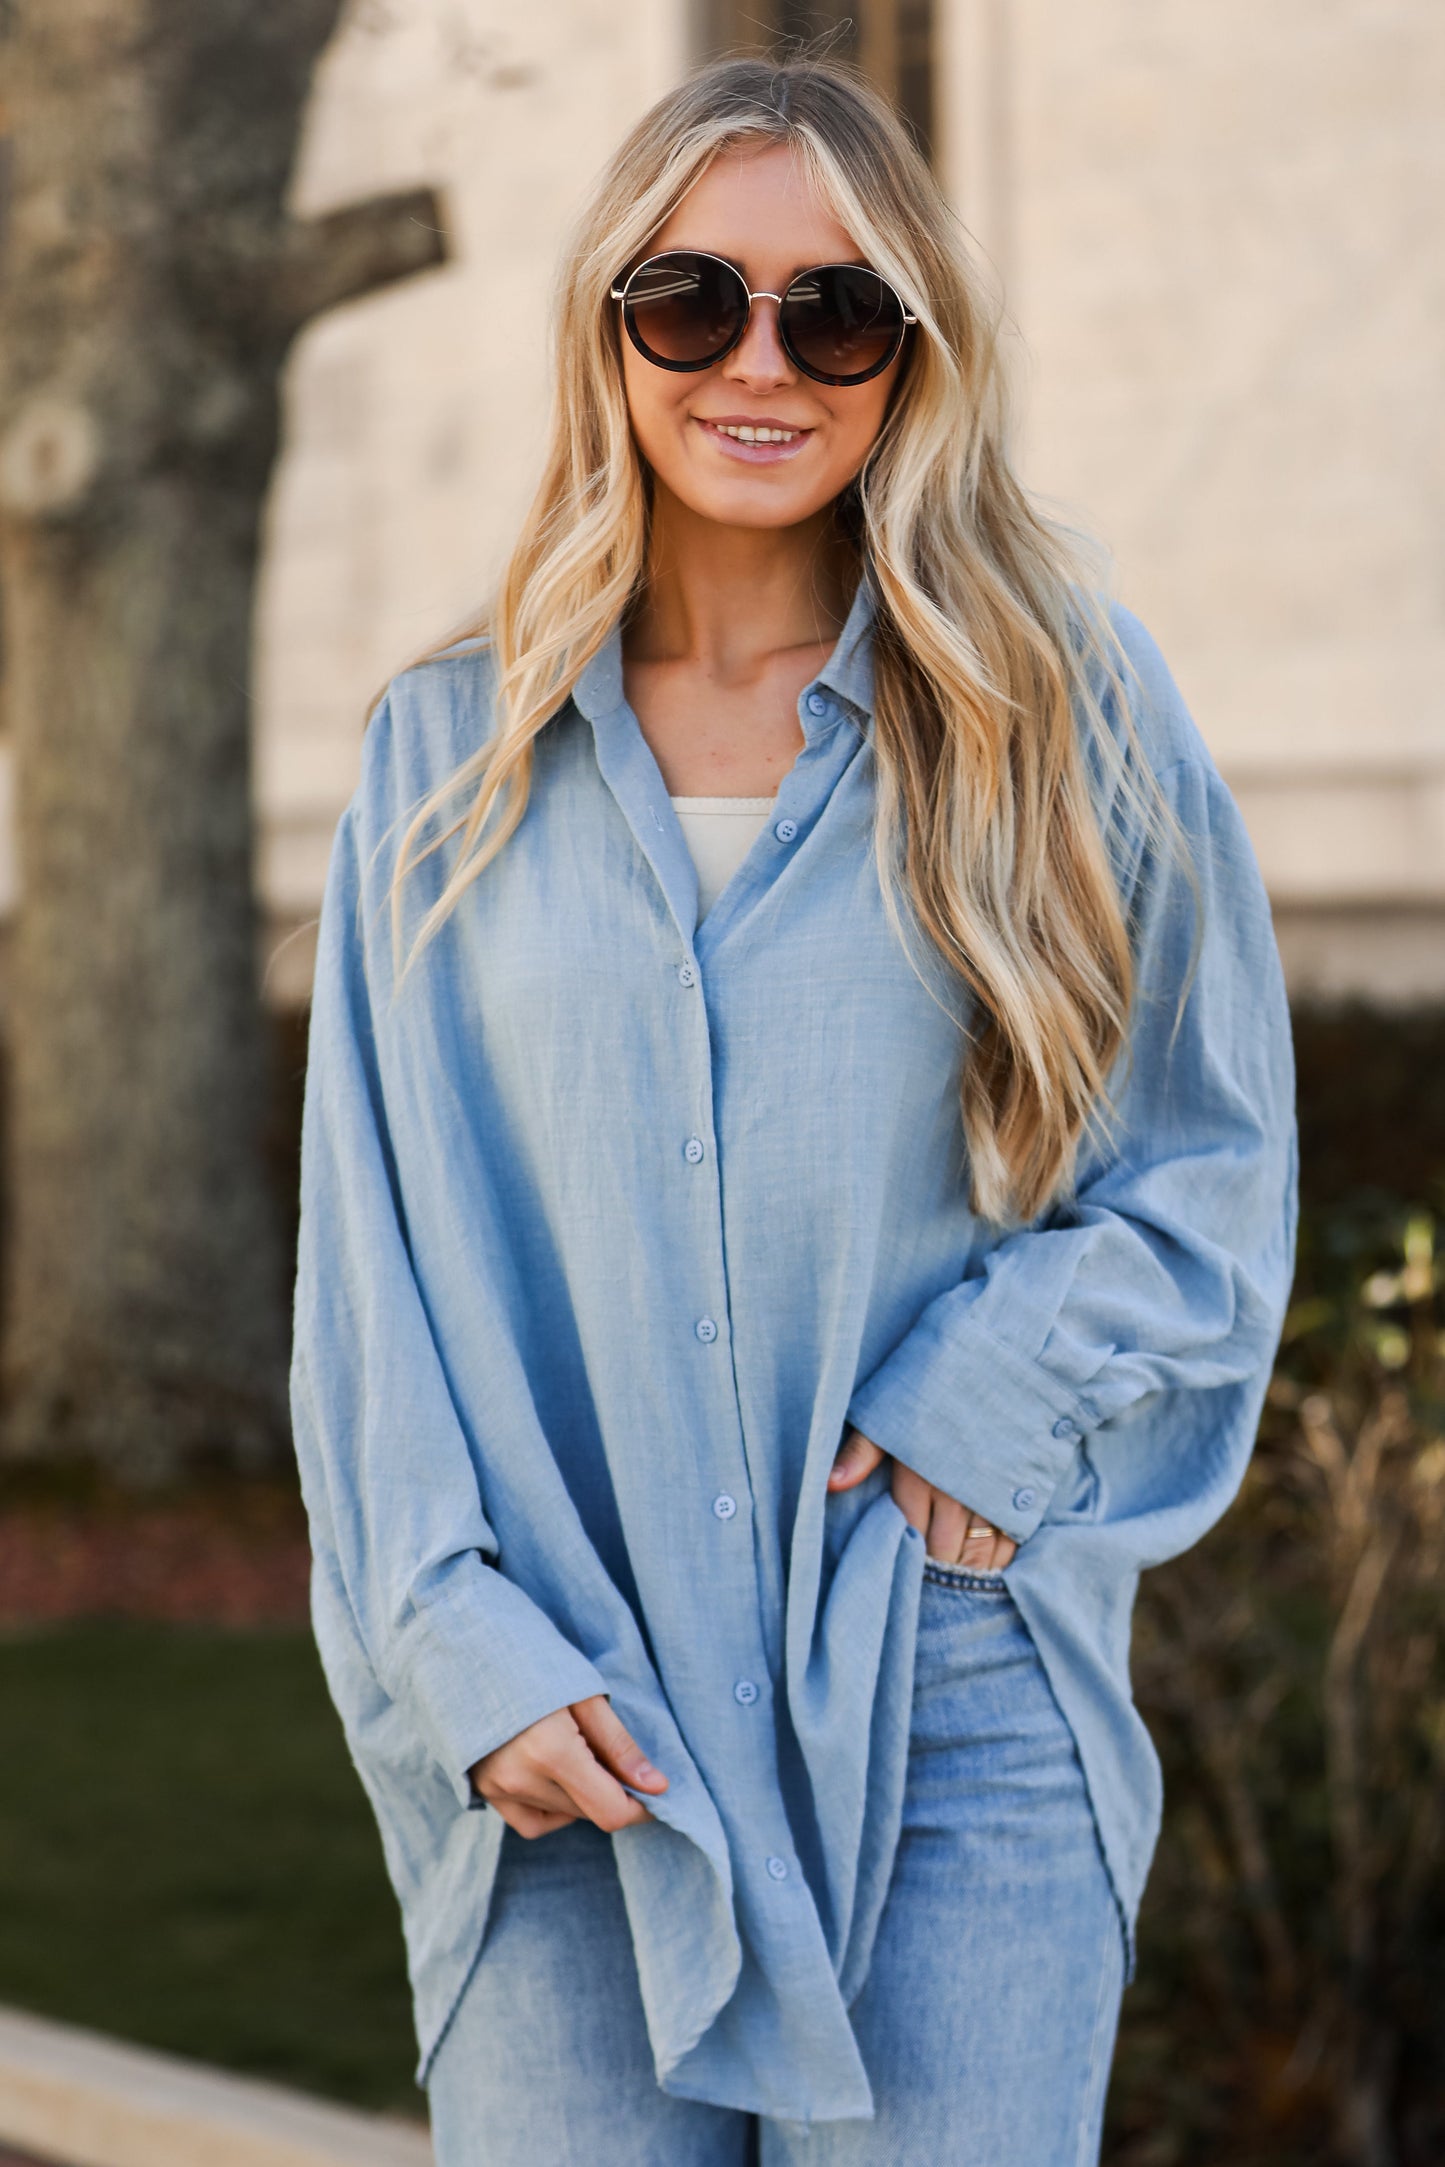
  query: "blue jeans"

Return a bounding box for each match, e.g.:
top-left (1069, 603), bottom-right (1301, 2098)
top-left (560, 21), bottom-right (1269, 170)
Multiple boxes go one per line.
top-left (426, 1563), bottom-right (1127, 2164)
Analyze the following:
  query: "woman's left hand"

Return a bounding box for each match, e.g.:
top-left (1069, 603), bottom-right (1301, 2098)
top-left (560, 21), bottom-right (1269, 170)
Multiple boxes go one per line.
top-left (827, 1425), bottom-right (1018, 1573)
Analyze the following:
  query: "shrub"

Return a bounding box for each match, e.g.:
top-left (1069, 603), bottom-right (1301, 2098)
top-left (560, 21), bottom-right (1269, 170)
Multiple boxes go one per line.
top-left (1110, 1194), bottom-right (1445, 2166)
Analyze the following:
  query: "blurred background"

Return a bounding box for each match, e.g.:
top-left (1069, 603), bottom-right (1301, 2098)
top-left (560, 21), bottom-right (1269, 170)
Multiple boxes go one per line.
top-left (0, 3), bottom-right (1440, 2164)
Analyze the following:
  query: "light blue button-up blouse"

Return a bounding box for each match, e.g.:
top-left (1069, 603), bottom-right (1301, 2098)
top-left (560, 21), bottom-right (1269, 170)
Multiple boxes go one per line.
top-left (289, 574), bottom-right (1298, 2125)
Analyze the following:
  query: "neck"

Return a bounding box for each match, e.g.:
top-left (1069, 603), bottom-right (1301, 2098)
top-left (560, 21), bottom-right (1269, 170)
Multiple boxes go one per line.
top-left (626, 482), bottom-right (857, 684)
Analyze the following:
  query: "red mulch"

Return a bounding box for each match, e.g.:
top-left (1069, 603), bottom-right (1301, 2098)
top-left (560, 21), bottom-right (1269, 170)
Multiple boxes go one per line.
top-left (0, 1477), bottom-right (312, 1628)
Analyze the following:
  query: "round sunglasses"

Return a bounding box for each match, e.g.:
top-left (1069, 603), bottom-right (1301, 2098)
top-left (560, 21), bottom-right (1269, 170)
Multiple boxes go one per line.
top-left (610, 249), bottom-right (917, 387)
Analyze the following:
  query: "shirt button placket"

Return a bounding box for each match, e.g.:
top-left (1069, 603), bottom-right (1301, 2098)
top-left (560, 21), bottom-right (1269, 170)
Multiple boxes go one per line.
top-left (672, 925), bottom-right (785, 1884)
top-left (680, 1001), bottom-right (736, 1523)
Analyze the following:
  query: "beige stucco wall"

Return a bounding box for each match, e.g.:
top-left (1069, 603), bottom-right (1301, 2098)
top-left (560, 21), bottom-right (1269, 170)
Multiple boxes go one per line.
top-left (938, 0), bottom-right (1445, 997)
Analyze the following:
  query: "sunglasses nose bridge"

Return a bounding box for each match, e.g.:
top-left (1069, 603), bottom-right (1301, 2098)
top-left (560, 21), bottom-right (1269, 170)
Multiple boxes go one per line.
top-left (724, 289), bottom-right (798, 382)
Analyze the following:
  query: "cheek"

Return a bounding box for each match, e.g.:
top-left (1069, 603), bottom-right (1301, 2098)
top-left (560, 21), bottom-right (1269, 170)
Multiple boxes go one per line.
top-left (815, 386), bottom-right (892, 485)
top-left (620, 348), bottom-right (691, 473)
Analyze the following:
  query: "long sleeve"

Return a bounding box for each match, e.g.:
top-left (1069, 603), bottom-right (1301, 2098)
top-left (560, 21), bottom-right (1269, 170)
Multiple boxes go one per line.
top-left (288, 706), bottom-right (609, 1812)
top-left (844, 739), bottom-right (1298, 1548)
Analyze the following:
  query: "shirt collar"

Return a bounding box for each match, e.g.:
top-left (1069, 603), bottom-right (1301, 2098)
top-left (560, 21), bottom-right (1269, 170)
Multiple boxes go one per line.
top-left (570, 621), bottom-right (625, 724)
top-left (570, 569), bottom-right (877, 739)
top-left (810, 571), bottom-right (876, 728)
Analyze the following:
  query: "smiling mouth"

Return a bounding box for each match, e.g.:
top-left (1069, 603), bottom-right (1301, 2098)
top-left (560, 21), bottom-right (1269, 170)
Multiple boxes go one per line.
top-left (705, 420), bottom-right (802, 443)
top-left (693, 417), bottom-right (812, 461)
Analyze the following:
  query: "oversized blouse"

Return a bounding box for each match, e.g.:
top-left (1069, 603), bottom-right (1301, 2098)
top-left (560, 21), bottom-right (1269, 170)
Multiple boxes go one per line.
top-left (288, 574), bottom-right (1299, 2128)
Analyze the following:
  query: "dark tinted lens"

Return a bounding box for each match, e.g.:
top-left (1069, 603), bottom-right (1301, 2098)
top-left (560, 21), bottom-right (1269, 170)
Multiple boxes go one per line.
top-left (623, 252), bottom-right (748, 368)
top-left (781, 265), bottom-right (905, 383)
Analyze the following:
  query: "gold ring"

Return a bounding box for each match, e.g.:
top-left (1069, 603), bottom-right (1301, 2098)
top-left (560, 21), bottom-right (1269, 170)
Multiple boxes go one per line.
top-left (966, 1525), bottom-right (993, 1539)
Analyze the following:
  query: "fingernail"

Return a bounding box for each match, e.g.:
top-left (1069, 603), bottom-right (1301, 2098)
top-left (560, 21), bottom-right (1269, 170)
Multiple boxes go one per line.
top-left (630, 1757), bottom-right (659, 1781)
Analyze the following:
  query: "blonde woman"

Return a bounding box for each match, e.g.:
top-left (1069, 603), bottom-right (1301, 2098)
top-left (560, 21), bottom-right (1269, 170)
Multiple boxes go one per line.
top-left (290, 52), bottom-right (1297, 2167)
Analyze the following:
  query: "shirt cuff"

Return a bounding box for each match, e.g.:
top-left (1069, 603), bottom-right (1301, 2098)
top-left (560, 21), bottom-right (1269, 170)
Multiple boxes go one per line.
top-left (390, 1563), bottom-right (611, 1812)
top-left (844, 1314), bottom-right (1097, 1542)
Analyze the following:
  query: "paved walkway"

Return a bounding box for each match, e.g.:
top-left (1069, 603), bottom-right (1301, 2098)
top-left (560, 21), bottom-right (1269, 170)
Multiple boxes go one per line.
top-left (0, 2003), bottom-right (432, 2167)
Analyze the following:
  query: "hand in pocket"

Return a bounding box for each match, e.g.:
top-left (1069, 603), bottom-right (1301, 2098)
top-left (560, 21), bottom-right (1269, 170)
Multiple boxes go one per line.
top-left (827, 1426), bottom-right (1018, 1573)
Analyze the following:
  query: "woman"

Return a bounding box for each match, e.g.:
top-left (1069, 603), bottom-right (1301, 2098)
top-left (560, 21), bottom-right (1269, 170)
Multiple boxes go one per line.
top-left (290, 52), bottom-right (1297, 2167)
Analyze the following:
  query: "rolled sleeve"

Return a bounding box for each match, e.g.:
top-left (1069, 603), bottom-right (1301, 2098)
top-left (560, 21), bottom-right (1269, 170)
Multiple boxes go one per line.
top-left (386, 1568), bottom-right (609, 1813)
top-left (847, 1312), bottom-right (1095, 1541)
top-left (845, 754), bottom-right (1298, 1545)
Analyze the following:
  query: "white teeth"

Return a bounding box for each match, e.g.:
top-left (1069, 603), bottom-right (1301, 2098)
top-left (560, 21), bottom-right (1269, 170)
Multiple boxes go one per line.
top-left (710, 422), bottom-right (798, 443)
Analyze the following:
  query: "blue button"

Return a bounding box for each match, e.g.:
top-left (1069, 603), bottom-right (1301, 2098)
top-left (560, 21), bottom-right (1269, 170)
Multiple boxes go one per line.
top-left (805, 692), bottom-right (828, 717)
top-left (1013, 1486), bottom-right (1038, 1511)
top-left (695, 1316), bottom-right (718, 1343)
top-left (733, 1678), bottom-right (760, 1706)
top-left (683, 1136), bottom-right (705, 1164)
top-left (1051, 1417), bottom-right (1079, 1440)
top-left (765, 1855), bottom-right (790, 1881)
top-left (712, 1493), bottom-right (738, 1520)
top-left (774, 817), bottom-right (798, 843)
top-left (677, 961), bottom-right (697, 987)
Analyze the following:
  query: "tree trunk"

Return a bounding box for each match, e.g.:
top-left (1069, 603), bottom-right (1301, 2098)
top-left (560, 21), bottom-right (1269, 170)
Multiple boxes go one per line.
top-left (0, 1), bottom-right (449, 1482)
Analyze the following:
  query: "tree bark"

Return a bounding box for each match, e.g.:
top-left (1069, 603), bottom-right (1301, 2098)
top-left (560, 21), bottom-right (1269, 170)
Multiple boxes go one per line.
top-left (0, 0), bottom-right (449, 1482)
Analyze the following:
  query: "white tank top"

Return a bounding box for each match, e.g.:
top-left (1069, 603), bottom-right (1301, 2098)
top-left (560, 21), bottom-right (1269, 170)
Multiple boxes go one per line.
top-left (669, 794), bottom-right (777, 921)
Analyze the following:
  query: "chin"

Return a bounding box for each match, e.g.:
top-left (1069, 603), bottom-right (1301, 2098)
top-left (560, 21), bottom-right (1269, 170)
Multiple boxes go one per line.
top-left (702, 495), bottom-right (816, 531)
top-left (678, 473), bottom-right (833, 530)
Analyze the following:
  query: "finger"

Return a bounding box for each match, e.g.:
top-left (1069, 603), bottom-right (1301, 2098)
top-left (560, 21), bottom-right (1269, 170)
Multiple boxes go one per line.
top-left (828, 1427), bottom-right (885, 1491)
top-left (468, 1706), bottom-right (584, 1812)
top-left (471, 1714), bottom-right (596, 1819)
top-left (890, 1458), bottom-right (932, 1536)
top-left (961, 1514), bottom-right (1019, 1573)
top-left (494, 1798), bottom-right (579, 1840)
top-left (492, 1711), bottom-right (657, 1830)
top-left (572, 1695), bottom-right (668, 1792)
top-left (958, 1505), bottom-right (998, 1568)
top-left (925, 1490), bottom-right (971, 1565)
top-left (484, 1765), bottom-right (584, 1818)
top-left (552, 1730), bottom-right (657, 1833)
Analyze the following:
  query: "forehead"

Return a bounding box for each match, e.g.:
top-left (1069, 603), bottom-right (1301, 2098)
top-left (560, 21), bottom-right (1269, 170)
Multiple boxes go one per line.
top-left (648, 142), bottom-right (862, 275)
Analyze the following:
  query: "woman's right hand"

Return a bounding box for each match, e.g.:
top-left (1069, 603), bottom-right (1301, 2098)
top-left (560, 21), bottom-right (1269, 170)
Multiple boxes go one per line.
top-left (468, 1694), bottom-right (669, 1839)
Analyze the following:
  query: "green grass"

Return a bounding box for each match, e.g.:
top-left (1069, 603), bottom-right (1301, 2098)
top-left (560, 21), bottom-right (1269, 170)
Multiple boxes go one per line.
top-left (0, 1623), bottom-right (420, 2114)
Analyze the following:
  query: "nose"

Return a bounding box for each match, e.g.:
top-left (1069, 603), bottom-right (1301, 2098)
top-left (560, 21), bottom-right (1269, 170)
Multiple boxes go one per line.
top-left (721, 295), bottom-right (795, 389)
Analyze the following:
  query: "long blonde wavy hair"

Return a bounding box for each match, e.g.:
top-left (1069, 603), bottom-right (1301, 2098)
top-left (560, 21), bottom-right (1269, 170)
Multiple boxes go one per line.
top-left (374, 52), bottom-right (1188, 1226)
